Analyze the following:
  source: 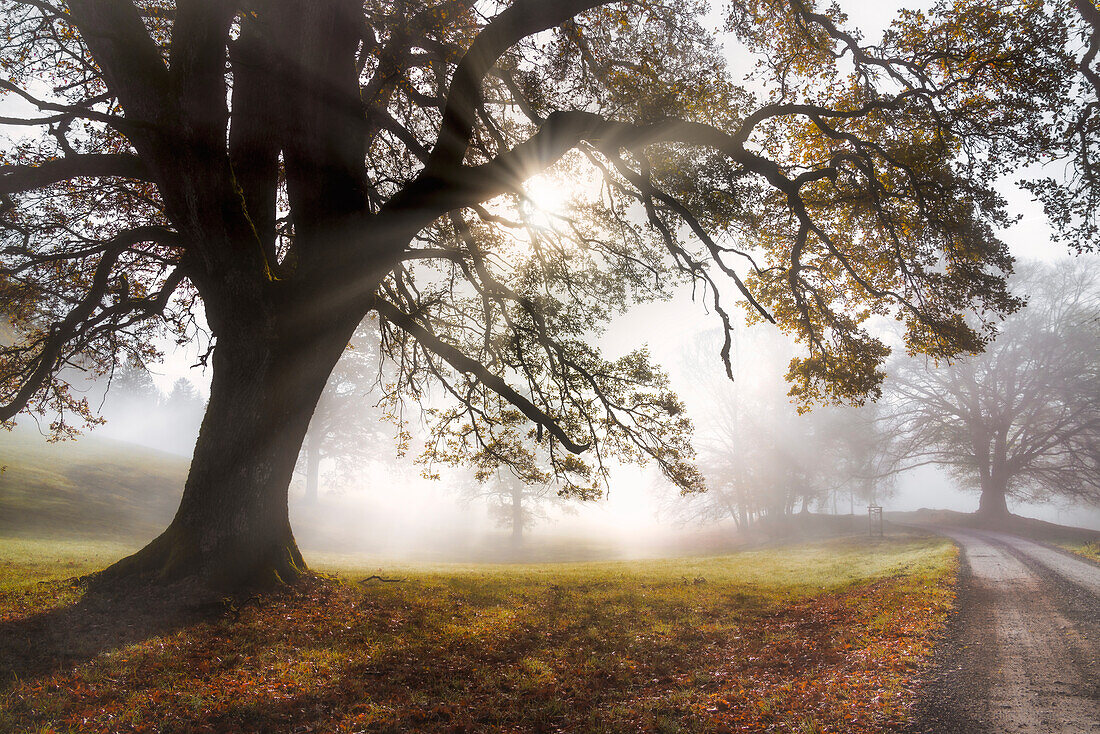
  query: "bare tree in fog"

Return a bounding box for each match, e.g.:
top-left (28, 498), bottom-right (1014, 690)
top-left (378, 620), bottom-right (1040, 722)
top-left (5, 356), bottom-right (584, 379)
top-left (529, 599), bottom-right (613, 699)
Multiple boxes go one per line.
top-left (99, 363), bottom-right (205, 456)
top-left (823, 405), bottom-right (897, 511)
top-left (460, 471), bottom-right (574, 546)
top-left (297, 320), bottom-right (392, 504)
top-left (671, 329), bottom-right (892, 529)
top-left (163, 377), bottom-right (204, 452)
top-left (107, 360), bottom-right (161, 418)
top-left (885, 261), bottom-right (1100, 518)
top-left (688, 401), bottom-right (891, 527)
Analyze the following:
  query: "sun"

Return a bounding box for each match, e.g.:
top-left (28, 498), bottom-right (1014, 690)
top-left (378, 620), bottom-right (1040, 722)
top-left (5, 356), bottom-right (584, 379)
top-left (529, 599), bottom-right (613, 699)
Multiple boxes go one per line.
top-left (521, 173), bottom-right (571, 226)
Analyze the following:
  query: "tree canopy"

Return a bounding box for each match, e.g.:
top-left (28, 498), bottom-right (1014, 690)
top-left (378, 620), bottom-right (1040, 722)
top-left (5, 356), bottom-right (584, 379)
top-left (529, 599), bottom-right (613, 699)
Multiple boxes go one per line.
top-left (1024, 0), bottom-right (1100, 253)
top-left (0, 0), bottom-right (1092, 587)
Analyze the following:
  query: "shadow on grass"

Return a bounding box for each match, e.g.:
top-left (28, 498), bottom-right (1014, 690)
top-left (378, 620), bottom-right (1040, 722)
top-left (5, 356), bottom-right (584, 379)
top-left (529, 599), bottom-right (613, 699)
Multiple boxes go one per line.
top-left (0, 581), bottom-right (223, 684)
top-left (0, 573), bottom-right (897, 733)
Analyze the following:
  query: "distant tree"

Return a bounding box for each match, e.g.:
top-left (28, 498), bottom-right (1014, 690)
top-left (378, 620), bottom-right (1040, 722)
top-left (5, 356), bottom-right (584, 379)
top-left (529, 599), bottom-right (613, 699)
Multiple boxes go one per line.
top-left (461, 471), bottom-right (573, 545)
top-left (162, 377), bottom-right (204, 454)
top-left (165, 376), bottom-right (201, 407)
top-left (108, 360), bottom-right (161, 410)
top-left (671, 328), bottom-right (892, 528)
top-left (99, 366), bottom-right (209, 454)
top-left (297, 321), bottom-right (391, 503)
top-left (810, 403), bottom-right (896, 513)
top-left (97, 359), bottom-right (160, 444)
top-left (0, 0), bottom-right (1088, 588)
top-left (885, 261), bottom-right (1100, 518)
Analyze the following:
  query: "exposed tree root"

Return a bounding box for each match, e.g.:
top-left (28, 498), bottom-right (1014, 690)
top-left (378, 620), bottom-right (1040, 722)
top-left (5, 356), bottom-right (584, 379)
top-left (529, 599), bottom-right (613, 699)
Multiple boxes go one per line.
top-left (89, 522), bottom-right (308, 595)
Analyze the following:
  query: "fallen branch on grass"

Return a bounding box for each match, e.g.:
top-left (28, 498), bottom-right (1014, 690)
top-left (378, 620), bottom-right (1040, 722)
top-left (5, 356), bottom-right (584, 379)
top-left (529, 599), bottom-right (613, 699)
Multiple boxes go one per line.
top-left (358, 575), bottom-right (404, 584)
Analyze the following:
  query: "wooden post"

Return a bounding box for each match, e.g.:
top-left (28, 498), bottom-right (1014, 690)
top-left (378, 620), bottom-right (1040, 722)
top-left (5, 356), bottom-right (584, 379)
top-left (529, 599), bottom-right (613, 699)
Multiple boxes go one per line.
top-left (868, 504), bottom-right (883, 538)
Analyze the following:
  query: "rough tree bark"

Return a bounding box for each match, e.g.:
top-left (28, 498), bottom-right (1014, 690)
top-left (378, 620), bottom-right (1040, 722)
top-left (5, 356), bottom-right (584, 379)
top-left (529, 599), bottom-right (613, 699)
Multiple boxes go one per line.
top-left (97, 309), bottom-right (362, 588)
top-left (70, 0), bottom-right (377, 589)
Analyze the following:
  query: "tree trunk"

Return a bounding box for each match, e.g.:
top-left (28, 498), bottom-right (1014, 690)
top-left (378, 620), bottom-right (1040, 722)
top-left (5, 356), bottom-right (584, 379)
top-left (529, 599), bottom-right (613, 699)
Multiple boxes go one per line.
top-left (511, 486), bottom-right (524, 546)
top-left (304, 432), bottom-right (322, 504)
top-left (977, 437), bottom-right (1012, 519)
top-left (976, 476), bottom-right (1010, 519)
top-left (97, 316), bottom-right (358, 590)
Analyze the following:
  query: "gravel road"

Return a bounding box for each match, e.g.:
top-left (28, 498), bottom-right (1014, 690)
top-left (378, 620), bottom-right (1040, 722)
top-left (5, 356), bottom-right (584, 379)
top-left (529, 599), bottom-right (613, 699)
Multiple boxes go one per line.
top-left (907, 527), bottom-right (1100, 733)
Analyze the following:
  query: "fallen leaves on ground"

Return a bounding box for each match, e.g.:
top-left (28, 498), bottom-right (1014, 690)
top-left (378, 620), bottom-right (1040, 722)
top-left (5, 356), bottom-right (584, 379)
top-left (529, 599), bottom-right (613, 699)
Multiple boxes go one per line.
top-left (0, 542), bottom-right (956, 733)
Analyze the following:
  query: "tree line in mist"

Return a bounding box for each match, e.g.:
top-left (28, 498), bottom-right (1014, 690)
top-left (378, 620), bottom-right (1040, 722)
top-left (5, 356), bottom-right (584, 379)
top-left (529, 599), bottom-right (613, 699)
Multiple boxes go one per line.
top-left (97, 366), bottom-right (205, 457)
top-left (674, 259), bottom-right (1100, 528)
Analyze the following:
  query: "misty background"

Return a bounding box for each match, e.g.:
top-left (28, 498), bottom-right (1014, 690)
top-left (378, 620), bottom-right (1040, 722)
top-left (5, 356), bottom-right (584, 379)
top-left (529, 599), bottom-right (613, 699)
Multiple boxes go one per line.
top-left (3, 0), bottom-right (1098, 560)
top-left (10, 254), bottom-right (1097, 563)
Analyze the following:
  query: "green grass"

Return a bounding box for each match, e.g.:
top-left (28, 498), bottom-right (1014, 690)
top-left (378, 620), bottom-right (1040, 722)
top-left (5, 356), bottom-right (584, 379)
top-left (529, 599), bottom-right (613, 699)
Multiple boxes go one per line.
top-left (1, 432), bottom-right (960, 731)
top-left (0, 537), bottom-right (140, 588)
top-left (0, 427), bottom-right (186, 538)
top-left (1, 533), bottom-right (957, 733)
top-left (315, 534), bottom-right (947, 599)
top-left (1055, 540), bottom-right (1100, 563)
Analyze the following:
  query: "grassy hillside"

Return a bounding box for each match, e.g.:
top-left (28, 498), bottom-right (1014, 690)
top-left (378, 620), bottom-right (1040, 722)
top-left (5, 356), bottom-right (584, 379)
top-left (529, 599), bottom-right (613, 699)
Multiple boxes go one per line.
top-left (0, 427), bottom-right (186, 539)
top-left (1, 534), bottom-right (957, 734)
top-left (1, 427), bottom-right (883, 561)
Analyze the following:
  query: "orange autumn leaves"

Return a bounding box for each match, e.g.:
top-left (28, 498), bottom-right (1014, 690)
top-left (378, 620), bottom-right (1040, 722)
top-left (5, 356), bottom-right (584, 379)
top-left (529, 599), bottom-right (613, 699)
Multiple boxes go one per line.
top-left (2, 550), bottom-right (956, 733)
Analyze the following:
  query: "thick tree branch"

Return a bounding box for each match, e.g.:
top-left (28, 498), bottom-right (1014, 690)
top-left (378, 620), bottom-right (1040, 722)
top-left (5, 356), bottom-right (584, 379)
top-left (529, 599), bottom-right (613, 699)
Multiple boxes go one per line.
top-left (425, 0), bottom-right (616, 173)
top-left (0, 154), bottom-right (152, 196)
top-left (0, 226), bottom-right (182, 421)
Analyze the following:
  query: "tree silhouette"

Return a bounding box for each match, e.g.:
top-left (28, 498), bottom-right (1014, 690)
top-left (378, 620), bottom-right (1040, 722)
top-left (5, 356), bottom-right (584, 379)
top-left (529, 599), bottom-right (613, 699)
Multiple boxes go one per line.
top-left (296, 319), bottom-right (391, 503)
top-left (670, 328), bottom-right (892, 528)
top-left (0, 0), bottom-right (1089, 588)
top-left (460, 471), bottom-right (573, 545)
top-left (885, 260), bottom-right (1100, 518)
top-left (1024, 0), bottom-right (1100, 253)
top-left (162, 376), bottom-right (204, 453)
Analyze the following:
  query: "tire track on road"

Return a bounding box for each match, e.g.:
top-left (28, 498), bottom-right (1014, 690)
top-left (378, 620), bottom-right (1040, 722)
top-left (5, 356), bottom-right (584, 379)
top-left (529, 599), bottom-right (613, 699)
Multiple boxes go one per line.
top-left (907, 526), bottom-right (1100, 734)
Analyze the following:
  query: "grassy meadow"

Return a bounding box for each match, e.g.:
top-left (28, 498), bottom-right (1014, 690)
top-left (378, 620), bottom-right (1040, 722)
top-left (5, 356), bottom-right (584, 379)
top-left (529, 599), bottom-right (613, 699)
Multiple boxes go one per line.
top-left (0, 429), bottom-right (186, 539)
top-left (0, 534), bottom-right (957, 734)
top-left (1060, 540), bottom-right (1100, 563)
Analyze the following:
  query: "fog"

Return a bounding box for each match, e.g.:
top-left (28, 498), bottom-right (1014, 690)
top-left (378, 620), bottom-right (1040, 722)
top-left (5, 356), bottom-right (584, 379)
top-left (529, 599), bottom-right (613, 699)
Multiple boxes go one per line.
top-left (5, 0), bottom-right (1097, 553)
top-left (25, 257), bottom-right (1092, 562)
top-left (890, 466), bottom-right (1100, 531)
top-left (11, 239), bottom-right (1097, 560)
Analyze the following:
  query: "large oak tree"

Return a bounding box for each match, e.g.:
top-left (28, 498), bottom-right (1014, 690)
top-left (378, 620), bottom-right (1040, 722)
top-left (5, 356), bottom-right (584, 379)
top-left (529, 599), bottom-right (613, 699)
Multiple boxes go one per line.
top-left (0, 0), bottom-right (1087, 588)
